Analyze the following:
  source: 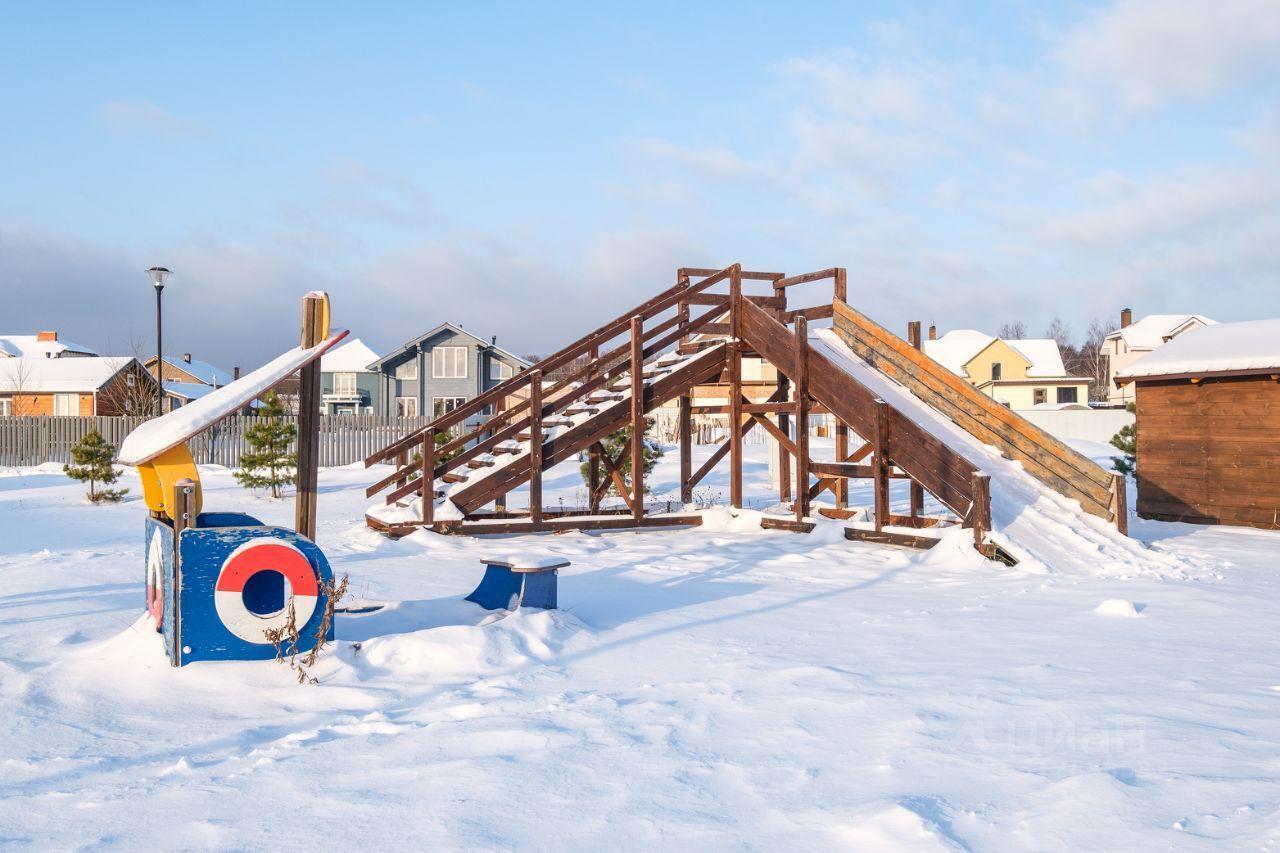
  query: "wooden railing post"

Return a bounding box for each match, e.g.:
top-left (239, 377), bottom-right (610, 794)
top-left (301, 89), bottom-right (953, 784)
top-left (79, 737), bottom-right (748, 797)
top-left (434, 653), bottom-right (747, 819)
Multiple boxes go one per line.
top-left (421, 430), bottom-right (435, 526)
top-left (777, 373), bottom-right (792, 505)
top-left (630, 316), bottom-right (645, 523)
top-left (873, 400), bottom-right (891, 531)
top-left (528, 370), bottom-right (543, 528)
top-left (833, 267), bottom-right (847, 303)
top-left (907, 321), bottom-right (925, 520)
top-left (834, 421), bottom-right (848, 510)
top-left (1111, 471), bottom-right (1128, 536)
top-left (970, 472), bottom-right (991, 554)
top-left (794, 315), bottom-right (810, 522)
top-left (678, 392), bottom-right (692, 504)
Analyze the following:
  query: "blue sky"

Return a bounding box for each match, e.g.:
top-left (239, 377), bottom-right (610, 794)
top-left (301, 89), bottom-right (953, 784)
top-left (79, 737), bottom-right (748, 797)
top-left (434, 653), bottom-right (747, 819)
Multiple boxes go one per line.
top-left (2, 1), bottom-right (1278, 367)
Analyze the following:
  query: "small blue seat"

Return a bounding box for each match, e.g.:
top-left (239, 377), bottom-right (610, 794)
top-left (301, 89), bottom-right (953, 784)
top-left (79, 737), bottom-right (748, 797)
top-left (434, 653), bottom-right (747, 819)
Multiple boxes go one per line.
top-left (466, 555), bottom-right (570, 611)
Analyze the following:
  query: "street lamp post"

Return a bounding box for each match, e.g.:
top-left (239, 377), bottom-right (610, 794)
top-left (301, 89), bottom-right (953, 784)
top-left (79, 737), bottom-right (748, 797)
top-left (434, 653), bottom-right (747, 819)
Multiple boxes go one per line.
top-left (146, 267), bottom-right (172, 416)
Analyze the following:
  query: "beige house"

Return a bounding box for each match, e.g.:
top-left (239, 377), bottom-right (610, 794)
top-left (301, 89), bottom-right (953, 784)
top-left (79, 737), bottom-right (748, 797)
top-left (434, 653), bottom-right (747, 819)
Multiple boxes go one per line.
top-left (924, 329), bottom-right (1088, 409)
top-left (1101, 309), bottom-right (1216, 405)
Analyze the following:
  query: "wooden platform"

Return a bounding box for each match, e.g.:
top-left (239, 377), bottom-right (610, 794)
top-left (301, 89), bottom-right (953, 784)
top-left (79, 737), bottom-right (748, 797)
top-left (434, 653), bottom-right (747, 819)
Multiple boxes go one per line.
top-left (366, 511), bottom-right (703, 538)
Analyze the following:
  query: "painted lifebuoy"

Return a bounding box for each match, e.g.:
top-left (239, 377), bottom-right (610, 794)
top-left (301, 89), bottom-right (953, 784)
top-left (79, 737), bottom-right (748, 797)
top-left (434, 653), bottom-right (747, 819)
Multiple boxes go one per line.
top-left (213, 539), bottom-right (319, 644)
top-left (146, 529), bottom-right (165, 631)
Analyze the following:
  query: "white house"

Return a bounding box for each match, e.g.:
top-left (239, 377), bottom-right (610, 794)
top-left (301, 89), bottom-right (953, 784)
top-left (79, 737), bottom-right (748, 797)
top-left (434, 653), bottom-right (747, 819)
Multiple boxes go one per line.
top-left (319, 338), bottom-right (381, 415)
top-left (1101, 308), bottom-right (1216, 405)
top-left (0, 331), bottom-right (96, 359)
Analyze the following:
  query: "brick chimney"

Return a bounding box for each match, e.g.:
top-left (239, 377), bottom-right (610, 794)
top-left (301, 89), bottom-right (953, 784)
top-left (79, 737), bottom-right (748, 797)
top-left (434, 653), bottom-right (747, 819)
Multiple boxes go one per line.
top-left (928, 324), bottom-right (937, 341)
top-left (1120, 308), bottom-right (1132, 328)
top-left (233, 365), bottom-right (241, 380)
top-left (182, 353), bottom-right (192, 363)
top-left (36, 331), bottom-right (57, 342)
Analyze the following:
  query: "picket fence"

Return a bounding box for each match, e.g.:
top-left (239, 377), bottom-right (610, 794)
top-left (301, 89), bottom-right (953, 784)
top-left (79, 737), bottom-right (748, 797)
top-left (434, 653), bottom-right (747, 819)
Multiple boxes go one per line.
top-left (0, 415), bottom-right (432, 468)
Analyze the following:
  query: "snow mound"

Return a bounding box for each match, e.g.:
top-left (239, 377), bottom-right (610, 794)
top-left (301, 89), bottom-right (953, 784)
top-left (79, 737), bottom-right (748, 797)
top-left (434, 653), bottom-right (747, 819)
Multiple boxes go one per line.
top-left (828, 803), bottom-right (955, 851)
top-left (1095, 599), bottom-right (1143, 618)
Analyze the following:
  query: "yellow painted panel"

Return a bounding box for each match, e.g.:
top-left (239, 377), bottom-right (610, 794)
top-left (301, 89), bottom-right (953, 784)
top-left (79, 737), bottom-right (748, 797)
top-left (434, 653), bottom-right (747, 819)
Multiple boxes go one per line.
top-left (137, 443), bottom-right (202, 519)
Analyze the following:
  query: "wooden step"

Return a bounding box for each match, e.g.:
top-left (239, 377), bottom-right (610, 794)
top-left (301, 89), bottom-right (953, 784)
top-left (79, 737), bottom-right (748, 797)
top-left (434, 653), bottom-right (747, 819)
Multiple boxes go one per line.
top-left (562, 405), bottom-right (600, 416)
top-left (442, 472), bottom-right (468, 484)
top-left (492, 445), bottom-right (519, 455)
top-left (466, 457), bottom-right (495, 469)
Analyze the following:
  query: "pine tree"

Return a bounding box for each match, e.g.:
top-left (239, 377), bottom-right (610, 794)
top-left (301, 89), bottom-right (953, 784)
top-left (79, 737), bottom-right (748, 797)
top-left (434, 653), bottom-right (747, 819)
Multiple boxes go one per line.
top-left (409, 429), bottom-right (461, 482)
top-left (64, 428), bottom-right (127, 503)
top-left (1110, 403), bottom-right (1137, 475)
top-left (235, 391), bottom-right (297, 498)
top-left (580, 420), bottom-right (664, 510)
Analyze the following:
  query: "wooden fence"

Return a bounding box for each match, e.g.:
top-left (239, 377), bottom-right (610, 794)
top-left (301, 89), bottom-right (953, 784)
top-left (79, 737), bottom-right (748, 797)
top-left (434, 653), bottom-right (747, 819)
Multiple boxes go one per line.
top-left (0, 415), bottom-right (432, 468)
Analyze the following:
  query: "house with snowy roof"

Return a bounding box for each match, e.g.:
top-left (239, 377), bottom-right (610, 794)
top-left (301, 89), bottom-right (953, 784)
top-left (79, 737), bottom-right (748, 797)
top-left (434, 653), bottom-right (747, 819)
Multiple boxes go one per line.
top-left (0, 356), bottom-right (157, 416)
top-left (367, 323), bottom-right (530, 422)
top-left (319, 338), bottom-right (381, 415)
top-left (142, 353), bottom-right (237, 412)
top-left (924, 329), bottom-right (1088, 409)
top-left (1101, 308), bottom-right (1216, 405)
top-left (0, 330), bottom-right (96, 359)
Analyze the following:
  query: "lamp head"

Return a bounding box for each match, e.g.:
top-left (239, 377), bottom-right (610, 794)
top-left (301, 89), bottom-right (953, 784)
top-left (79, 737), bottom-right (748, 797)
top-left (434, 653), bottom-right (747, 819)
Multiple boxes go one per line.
top-left (146, 266), bottom-right (172, 289)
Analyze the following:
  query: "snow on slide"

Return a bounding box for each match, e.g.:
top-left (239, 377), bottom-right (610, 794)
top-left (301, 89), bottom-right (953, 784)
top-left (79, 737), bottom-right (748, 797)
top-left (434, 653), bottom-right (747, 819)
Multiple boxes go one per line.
top-left (810, 328), bottom-right (1187, 576)
top-left (118, 330), bottom-right (348, 465)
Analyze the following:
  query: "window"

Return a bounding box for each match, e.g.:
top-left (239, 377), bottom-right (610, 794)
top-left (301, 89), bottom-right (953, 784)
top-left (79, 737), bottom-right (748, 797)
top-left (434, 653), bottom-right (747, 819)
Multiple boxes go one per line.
top-left (0, 398), bottom-right (10, 416)
top-left (434, 396), bottom-right (467, 417)
top-left (54, 393), bottom-right (78, 416)
top-left (1032, 388), bottom-right (1047, 405)
top-left (395, 359), bottom-right (418, 380)
top-left (1057, 386), bottom-right (1079, 404)
top-left (396, 397), bottom-right (418, 417)
top-left (125, 399), bottom-right (134, 413)
top-left (990, 362), bottom-right (1002, 381)
top-left (433, 346), bottom-right (468, 379)
top-left (334, 372), bottom-right (357, 395)
top-left (490, 359), bottom-right (513, 381)
top-left (126, 373), bottom-right (136, 387)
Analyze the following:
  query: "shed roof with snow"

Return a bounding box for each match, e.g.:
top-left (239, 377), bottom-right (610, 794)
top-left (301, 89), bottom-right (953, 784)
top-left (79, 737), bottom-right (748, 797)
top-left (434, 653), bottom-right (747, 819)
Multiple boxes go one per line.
top-left (0, 334), bottom-right (97, 359)
top-left (320, 337), bottom-right (380, 372)
top-left (0, 356), bottom-right (139, 393)
top-left (1117, 319), bottom-right (1280, 382)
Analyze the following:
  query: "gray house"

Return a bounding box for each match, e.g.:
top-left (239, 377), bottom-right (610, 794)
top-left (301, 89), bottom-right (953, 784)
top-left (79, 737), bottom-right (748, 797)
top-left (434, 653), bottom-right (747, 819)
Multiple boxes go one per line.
top-left (368, 323), bottom-right (530, 425)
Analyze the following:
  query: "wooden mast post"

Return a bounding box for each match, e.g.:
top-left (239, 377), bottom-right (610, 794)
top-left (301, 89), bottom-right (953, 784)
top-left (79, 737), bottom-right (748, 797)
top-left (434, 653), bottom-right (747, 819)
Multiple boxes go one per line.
top-left (906, 321), bottom-right (925, 521)
top-left (970, 472), bottom-right (991, 554)
top-left (678, 392), bottom-right (692, 503)
top-left (775, 277), bottom-right (791, 506)
top-left (295, 293), bottom-right (324, 540)
top-left (630, 316), bottom-right (645, 523)
top-left (794, 315), bottom-right (810, 523)
top-left (528, 369), bottom-right (543, 529)
top-left (588, 344), bottom-right (601, 512)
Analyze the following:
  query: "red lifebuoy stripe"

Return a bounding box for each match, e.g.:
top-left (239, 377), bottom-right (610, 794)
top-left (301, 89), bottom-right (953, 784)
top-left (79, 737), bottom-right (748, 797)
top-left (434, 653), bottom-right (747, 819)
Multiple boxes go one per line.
top-left (215, 542), bottom-right (318, 596)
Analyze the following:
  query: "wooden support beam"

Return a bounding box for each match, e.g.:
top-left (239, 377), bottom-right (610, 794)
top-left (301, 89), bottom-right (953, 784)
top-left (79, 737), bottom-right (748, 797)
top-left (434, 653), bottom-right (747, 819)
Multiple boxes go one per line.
top-left (1111, 471), bottom-right (1128, 536)
top-left (750, 408), bottom-right (799, 459)
top-left (777, 374), bottom-right (791, 504)
top-left (295, 292), bottom-right (324, 540)
top-left (907, 321), bottom-right (925, 520)
top-left (808, 442), bottom-right (873, 501)
top-left (835, 421), bottom-right (849, 510)
top-left (970, 472), bottom-right (991, 554)
top-left (873, 399), bottom-right (890, 531)
top-left (761, 517), bottom-right (815, 533)
top-left (630, 316), bottom-right (644, 523)
top-left (775, 268), bottom-right (840, 288)
top-left (679, 392), bottom-right (692, 503)
top-left (846, 527), bottom-right (938, 551)
top-left (794, 315), bottom-right (810, 523)
top-left (588, 345), bottom-right (601, 512)
top-left (729, 267), bottom-right (743, 509)
top-left (833, 267), bottom-right (847, 303)
top-left (528, 370), bottom-right (543, 528)
top-left (421, 431), bottom-right (434, 526)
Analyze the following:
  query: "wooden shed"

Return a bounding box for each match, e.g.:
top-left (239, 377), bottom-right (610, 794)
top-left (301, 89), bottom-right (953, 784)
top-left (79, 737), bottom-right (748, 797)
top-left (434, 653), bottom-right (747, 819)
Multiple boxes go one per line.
top-left (1116, 319), bottom-right (1280, 529)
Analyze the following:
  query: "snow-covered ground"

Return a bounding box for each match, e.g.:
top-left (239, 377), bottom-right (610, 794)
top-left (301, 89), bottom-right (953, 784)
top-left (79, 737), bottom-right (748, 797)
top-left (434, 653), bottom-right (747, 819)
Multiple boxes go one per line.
top-left (3, 444), bottom-right (1280, 850)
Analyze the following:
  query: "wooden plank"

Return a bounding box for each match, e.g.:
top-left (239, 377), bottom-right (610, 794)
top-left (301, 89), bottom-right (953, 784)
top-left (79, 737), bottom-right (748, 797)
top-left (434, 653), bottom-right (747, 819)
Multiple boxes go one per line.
top-left (845, 527), bottom-right (939, 550)
top-left (1111, 472), bottom-right (1127, 536)
top-left (782, 304), bottom-right (835, 323)
top-left (969, 472), bottom-right (991, 555)
top-left (835, 421), bottom-right (848, 509)
top-left (761, 517), bottom-right (815, 533)
top-left (421, 430), bottom-right (435, 525)
top-left (449, 513), bottom-right (704, 535)
top-left (295, 293), bottom-right (324, 540)
top-left (679, 267), bottom-right (783, 281)
top-left (775, 268), bottom-right (840, 288)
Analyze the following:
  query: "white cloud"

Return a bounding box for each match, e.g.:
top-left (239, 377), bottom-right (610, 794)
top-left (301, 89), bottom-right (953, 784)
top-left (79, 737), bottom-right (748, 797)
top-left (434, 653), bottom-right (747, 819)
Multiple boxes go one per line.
top-left (1056, 0), bottom-right (1280, 111)
top-left (96, 100), bottom-right (210, 139)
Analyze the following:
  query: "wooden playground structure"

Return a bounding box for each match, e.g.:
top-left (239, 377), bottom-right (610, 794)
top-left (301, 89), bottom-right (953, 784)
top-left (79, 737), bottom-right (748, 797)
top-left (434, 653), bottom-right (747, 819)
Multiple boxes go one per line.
top-left (363, 265), bottom-right (1127, 555)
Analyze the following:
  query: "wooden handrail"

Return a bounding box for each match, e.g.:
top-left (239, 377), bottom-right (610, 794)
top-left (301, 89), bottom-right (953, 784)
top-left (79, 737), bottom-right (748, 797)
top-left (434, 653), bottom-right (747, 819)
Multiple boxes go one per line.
top-left (365, 263), bottom-right (740, 465)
